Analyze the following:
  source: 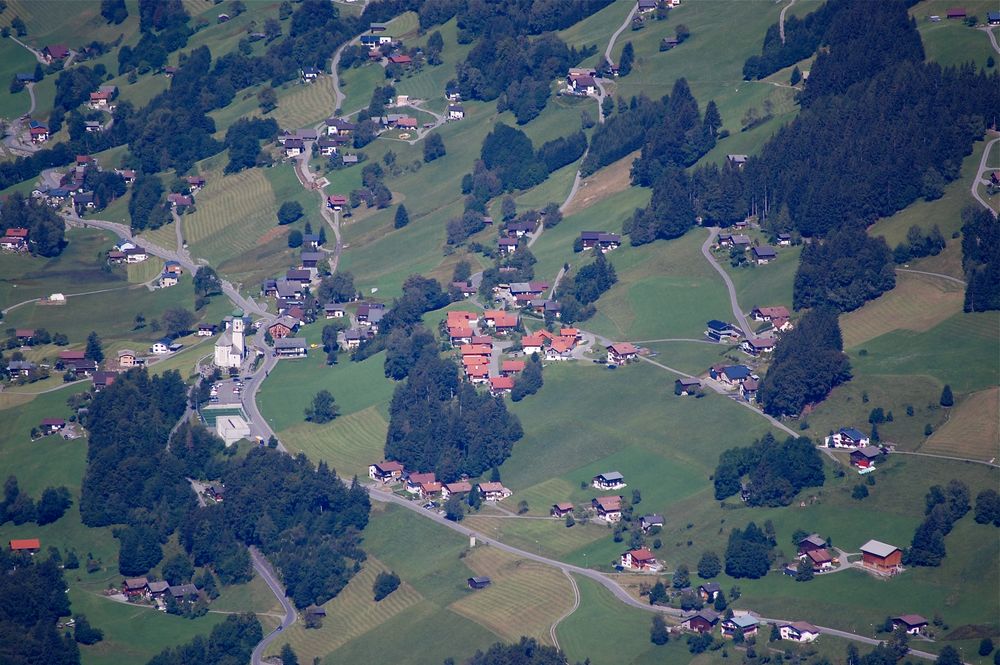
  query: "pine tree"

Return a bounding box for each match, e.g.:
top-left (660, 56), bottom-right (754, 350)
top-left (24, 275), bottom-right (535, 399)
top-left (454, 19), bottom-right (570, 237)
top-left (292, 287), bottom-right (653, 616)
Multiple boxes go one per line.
top-left (619, 42), bottom-right (635, 76)
top-left (394, 204), bottom-right (410, 229)
top-left (85, 331), bottom-right (104, 363)
top-left (790, 66), bottom-right (802, 86)
top-left (939, 385), bottom-right (953, 407)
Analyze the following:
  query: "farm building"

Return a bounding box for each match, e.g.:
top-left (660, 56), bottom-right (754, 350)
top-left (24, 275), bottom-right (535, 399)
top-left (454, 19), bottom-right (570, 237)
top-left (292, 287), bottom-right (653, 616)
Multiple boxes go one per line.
top-left (681, 609), bottom-right (720, 633)
top-left (860, 540), bottom-right (902, 573)
top-left (892, 615), bottom-right (928, 635)
top-left (468, 576), bottom-right (491, 589)
top-left (825, 428), bottom-right (870, 448)
top-left (620, 548), bottom-right (660, 571)
top-left (369, 461), bottom-right (404, 483)
top-left (9, 538), bottom-right (41, 553)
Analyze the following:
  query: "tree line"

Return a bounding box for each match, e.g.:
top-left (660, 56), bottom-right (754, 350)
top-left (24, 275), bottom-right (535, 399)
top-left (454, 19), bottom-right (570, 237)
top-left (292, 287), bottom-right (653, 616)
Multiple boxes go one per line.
top-left (713, 433), bottom-right (825, 506)
top-left (960, 206), bottom-right (1000, 312)
top-left (1, 475), bottom-right (73, 526)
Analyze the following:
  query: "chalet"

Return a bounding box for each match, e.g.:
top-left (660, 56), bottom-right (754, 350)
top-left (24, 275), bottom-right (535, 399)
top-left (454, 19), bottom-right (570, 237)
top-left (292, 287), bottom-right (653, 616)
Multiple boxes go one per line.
top-left (397, 116), bottom-right (418, 129)
top-left (607, 342), bottom-right (638, 365)
top-left (158, 273), bottom-right (178, 288)
top-left (805, 548), bottom-right (834, 571)
top-left (327, 194), bottom-right (348, 210)
top-left (148, 581), bottom-right (170, 598)
top-left (989, 11), bottom-right (1000, 25)
top-left (713, 365), bottom-right (752, 386)
top-left (300, 251), bottom-right (324, 268)
top-left (592, 472), bottom-right (626, 490)
top-left (6, 227), bottom-right (31, 241)
top-left (344, 329), bottom-right (364, 349)
top-left (6, 360), bottom-right (36, 377)
top-left (752, 245), bottom-right (777, 265)
top-left (125, 247), bottom-right (148, 263)
top-left (505, 220), bottom-right (539, 238)
top-left (275, 279), bottom-right (302, 300)
top-left (452, 281), bottom-right (477, 298)
top-left (163, 66), bottom-right (178, 77)
top-left (360, 33), bottom-right (394, 46)
top-left (441, 481), bottom-right (472, 499)
top-left (484, 310), bottom-right (519, 332)
top-left (498, 236), bottom-right (519, 254)
top-left (489, 375), bottom-right (514, 396)
top-left (274, 337), bottom-right (307, 358)
top-left (722, 615), bottom-right (759, 639)
top-left (151, 339), bottom-right (172, 355)
top-left (284, 139), bottom-right (305, 157)
top-left (9, 538), bottom-right (41, 554)
top-left (388, 54), bottom-right (412, 66)
top-left (0, 235), bottom-right (26, 251)
top-left (797, 534), bottom-right (827, 556)
top-left (324, 304), bottom-right (346, 319)
top-left (301, 66), bottom-right (320, 81)
top-left (40, 418), bottom-right (66, 434)
top-left (640, 514), bottom-right (664, 532)
top-left (342, 154), bottom-right (359, 165)
top-left (741, 337), bottom-right (774, 357)
top-left (500, 360), bottom-right (526, 377)
top-left (316, 138), bottom-right (341, 158)
top-left (84, 121), bottom-right (103, 133)
top-left (893, 615), bottom-right (928, 635)
top-left (750, 306), bottom-right (790, 322)
top-left (545, 336), bottom-right (575, 361)
top-left (860, 540), bottom-right (902, 573)
top-left (591, 495), bottom-right (623, 522)
top-left (448, 104), bottom-right (465, 120)
top-left (478, 482), bottom-right (512, 502)
top-left (59, 350), bottom-right (86, 362)
top-left (682, 609), bottom-right (720, 633)
top-left (580, 231), bottom-right (622, 252)
top-left (675, 377), bottom-right (701, 395)
top-left (368, 460), bottom-right (404, 484)
top-left (285, 269), bottom-right (312, 284)
top-left (466, 363), bottom-right (489, 384)
top-left (167, 193), bottom-right (193, 208)
top-left (468, 576), bottom-right (491, 589)
top-left (122, 577), bottom-right (149, 598)
top-left (205, 484), bottom-right (225, 502)
top-left (14, 329), bottom-right (36, 343)
top-left (197, 324), bottom-right (215, 337)
top-left (705, 320), bottom-right (742, 342)
top-left (406, 472), bottom-right (436, 495)
top-left (570, 74), bottom-right (597, 95)
top-left (92, 371), bottom-right (116, 391)
top-left (356, 302), bottom-right (385, 324)
top-left (851, 445), bottom-right (882, 470)
top-left (112, 347), bottom-right (134, 365)
top-left (43, 44), bottom-right (70, 61)
top-left (68, 360), bottom-right (97, 376)
top-left (824, 427), bottom-right (870, 448)
top-left (727, 154), bottom-right (749, 169)
top-left (29, 124), bottom-right (50, 143)
top-left (620, 548), bottom-right (660, 571)
top-left (326, 118), bottom-right (356, 136)
top-left (267, 316), bottom-right (299, 340)
top-left (170, 584), bottom-right (200, 601)
top-left (945, 8), bottom-right (966, 19)
top-left (698, 582), bottom-right (722, 601)
top-left (777, 233), bottom-right (792, 246)
top-left (717, 233), bottom-right (751, 249)
top-left (89, 88), bottom-right (115, 109)
top-left (637, 0), bottom-right (658, 13)
top-left (551, 502), bottom-right (574, 517)
top-left (530, 299), bottom-right (561, 318)
top-left (418, 481), bottom-right (442, 500)
top-left (164, 260), bottom-right (183, 275)
top-left (780, 622), bottom-right (820, 643)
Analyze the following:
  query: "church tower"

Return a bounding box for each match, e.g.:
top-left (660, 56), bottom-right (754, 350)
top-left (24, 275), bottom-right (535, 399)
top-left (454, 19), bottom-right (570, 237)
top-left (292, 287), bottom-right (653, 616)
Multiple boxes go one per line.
top-left (231, 309), bottom-right (245, 357)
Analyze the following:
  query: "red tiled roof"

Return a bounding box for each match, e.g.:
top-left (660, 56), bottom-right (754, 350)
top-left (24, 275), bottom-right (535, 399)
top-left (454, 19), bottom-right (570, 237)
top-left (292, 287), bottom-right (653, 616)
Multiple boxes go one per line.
top-left (501, 360), bottom-right (525, 373)
top-left (408, 472), bottom-right (435, 484)
top-left (460, 344), bottom-right (492, 356)
top-left (490, 376), bottom-right (514, 390)
top-left (628, 548), bottom-right (656, 562)
top-left (10, 538), bottom-right (40, 550)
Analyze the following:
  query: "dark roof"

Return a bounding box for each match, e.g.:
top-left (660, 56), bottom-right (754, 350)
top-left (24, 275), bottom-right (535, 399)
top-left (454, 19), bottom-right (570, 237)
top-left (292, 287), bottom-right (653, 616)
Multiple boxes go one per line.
top-left (275, 337), bottom-right (307, 349)
top-left (753, 245), bottom-right (777, 258)
top-left (722, 365), bottom-right (752, 380)
top-left (169, 583), bottom-right (199, 597)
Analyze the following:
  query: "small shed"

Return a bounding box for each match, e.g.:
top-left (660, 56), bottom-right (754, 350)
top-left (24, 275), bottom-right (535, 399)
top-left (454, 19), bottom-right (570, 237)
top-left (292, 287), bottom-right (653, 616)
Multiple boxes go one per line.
top-left (468, 576), bottom-right (491, 589)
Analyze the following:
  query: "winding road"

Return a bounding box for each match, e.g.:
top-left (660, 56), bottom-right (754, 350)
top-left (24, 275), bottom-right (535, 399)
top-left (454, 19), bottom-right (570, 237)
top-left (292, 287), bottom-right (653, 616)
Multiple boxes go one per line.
top-left (249, 547), bottom-right (297, 665)
top-left (980, 26), bottom-right (1000, 56)
top-left (971, 136), bottom-right (999, 217)
top-left (700, 227), bottom-right (754, 338)
top-left (778, 0), bottom-right (796, 44)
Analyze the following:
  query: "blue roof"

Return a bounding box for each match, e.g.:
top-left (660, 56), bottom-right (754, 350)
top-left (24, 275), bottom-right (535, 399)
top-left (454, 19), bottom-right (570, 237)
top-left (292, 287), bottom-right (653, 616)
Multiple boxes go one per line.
top-left (989, 11), bottom-right (1000, 20)
top-left (722, 366), bottom-right (751, 380)
top-left (840, 427), bottom-right (866, 440)
top-left (706, 320), bottom-right (731, 331)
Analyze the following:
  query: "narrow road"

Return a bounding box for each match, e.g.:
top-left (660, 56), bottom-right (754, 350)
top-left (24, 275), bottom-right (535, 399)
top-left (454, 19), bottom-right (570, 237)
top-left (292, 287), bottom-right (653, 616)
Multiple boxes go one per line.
top-left (9, 35), bottom-right (47, 64)
top-left (605, 5), bottom-right (637, 64)
top-left (779, 0), bottom-right (796, 44)
top-left (26, 82), bottom-right (36, 116)
top-left (700, 227), bottom-right (754, 338)
top-left (629, 338), bottom-right (719, 345)
top-left (895, 268), bottom-right (966, 286)
top-left (330, 42), bottom-right (347, 113)
top-left (549, 570), bottom-right (580, 649)
top-left (980, 26), bottom-right (1000, 56)
top-left (971, 136), bottom-right (999, 217)
top-left (249, 547), bottom-right (297, 665)
top-left (892, 450), bottom-right (999, 469)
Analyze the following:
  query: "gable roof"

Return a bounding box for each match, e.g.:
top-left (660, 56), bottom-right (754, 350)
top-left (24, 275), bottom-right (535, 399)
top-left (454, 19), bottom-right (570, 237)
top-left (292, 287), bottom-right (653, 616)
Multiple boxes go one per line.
top-left (726, 615), bottom-right (759, 628)
top-left (860, 539), bottom-right (899, 558)
top-left (9, 538), bottom-right (41, 550)
top-left (799, 534), bottom-right (826, 548)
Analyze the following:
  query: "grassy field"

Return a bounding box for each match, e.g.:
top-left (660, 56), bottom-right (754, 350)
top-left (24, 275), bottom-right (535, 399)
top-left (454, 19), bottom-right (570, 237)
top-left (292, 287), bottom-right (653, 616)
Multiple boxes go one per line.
top-left (0, 39), bottom-right (38, 119)
top-left (922, 387), bottom-right (999, 461)
top-left (280, 405), bottom-right (389, 480)
top-left (911, 0), bottom-right (998, 68)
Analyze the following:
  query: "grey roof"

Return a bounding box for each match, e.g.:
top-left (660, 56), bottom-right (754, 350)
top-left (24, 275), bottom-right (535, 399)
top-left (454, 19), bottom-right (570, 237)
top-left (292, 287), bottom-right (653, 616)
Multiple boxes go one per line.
top-left (596, 471), bottom-right (624, 482)
top-left (727, 615), bottom-right (759, 628)
top-left (301, 251), bottom-right (324, 262)
top-left (841, 427), bottom-right (867, 440)
top-left (6, 360), bottom-right (35, 370)
top-left (148, 580), bottom-right (170, 593)
top-left (800, 534), bottom-right (826, 548)
top-left (641, 514), bottom-right (664, 525)
top-left (685, 609), bottom-right (719, 623)
top-left (754, 245), bottom-right (777, 257)
top-left (700, 582), bottom-right (721, 593)
top-left (855, 445), bottom-right (882, 458)
top-left (169, 584), bottom-right (199, 598)
top-left (274, 337), bottom-right (306, 349)
top-left (860, 539), bottom-right (899, 558)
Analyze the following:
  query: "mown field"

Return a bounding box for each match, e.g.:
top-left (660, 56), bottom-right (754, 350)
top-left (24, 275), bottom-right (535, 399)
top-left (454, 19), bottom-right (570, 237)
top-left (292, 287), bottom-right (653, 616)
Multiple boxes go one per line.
top-left (923, 387), bottom-right (999, 461)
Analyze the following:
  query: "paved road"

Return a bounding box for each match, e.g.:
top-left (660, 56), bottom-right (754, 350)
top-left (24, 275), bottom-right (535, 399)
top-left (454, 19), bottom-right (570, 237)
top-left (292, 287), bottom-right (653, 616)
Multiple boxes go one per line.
top-left (700, 227), bottom-right (754, 338)
top-left (605, 5), bottom-right (637, 64)
top-left (249, 547), bottom-right (297, 665)
top-left (330, 43), bottom-right (347, 113)
top-left (778, 0), bottom-right (796, 44)
top-left (971, 136), bottom-right (999, 217)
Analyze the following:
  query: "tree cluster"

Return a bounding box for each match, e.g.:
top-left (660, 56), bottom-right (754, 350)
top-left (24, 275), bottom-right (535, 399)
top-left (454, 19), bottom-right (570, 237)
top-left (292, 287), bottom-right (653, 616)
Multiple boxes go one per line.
top-left (128, 174), bottom-right (171, 232)
top-left (511, 356), bottom-right (543, 402)
top-left (141, 613), bottom-right (262, 665)
top-left (742, 0), bottom-right (846, 80)
top-left (892, 224), bottom-right (945, 264)
top-left (974, 489), bottom-right (1000, 527)
top-left (224, 117), bottom-right (278, 173)
top-left (759, 309), bottom-right (851, 416)
top-left (713, 433), bottom-right (824, 505)
top-left (462, 637), bottom-right (570, 665)
top-left (1, 476), bottom-right (73, 526)
top-left (385, 353), bottom-right (523, 481)
top-left (0, 550), bottom-right (78, 665)
top-left (960, 206), bottom-right (1000, 312)
top-left (724, 521), bottom-right (775, 579)
top-left (0, 192), bottom-right (66, 257)
top-left (557, 249), bottom-right (617, 323)
top-left (372, 570), bottom-right (400, 601)
top-left (905, 479), bottom-right (970, 566)
top-left (794, 228), bottom-right (895, 312)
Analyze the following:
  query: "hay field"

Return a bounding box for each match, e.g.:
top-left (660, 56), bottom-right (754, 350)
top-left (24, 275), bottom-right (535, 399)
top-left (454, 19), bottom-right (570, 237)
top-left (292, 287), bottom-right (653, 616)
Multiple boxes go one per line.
top-left (923, 387), bottom-right (1000, 461)
top-left (281, 406), bottom-right (389, 480)
top-left (840, 271), bottom-right (965, 349)
top-left (448, 546), bottom-right (575, 645)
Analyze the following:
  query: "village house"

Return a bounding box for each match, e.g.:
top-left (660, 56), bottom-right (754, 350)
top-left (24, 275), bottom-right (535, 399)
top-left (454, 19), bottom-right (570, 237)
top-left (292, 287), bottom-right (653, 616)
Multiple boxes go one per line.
top-left (267, 316), bottom-right (299, 340)
top-left (675, 377), bottom-right (701, 395)
top-left (158, 272), bottom-right (178, 288)
top-left (326, 117), bottom-right (356, 136)
top-left (6, 360), bottom-right (36, 378)
top-left (316, 137), bottom-right (340, 156)
top-left (43, 44), bottom-right (70, 62)
top-left (170, 584), bottom-right (200, 602)
top-left (698, 582), bottom-right (722, 601)
top-left (498, 236), bottom-right (519, 254)
top-left (478, 482), bottom-right (512, 502)
top-left (388, 54), bottom-right (412, 66)
top-left (637, 0), bottom-right (658, 13)
top-left (14, 329), bottom-right (36, 344)
top-left (797, 534), bottom-right (827, 556)
top-left (300, 251), bottom-right (324, 269)
top-left (89, 87), bottom-right (117, 109)
top-left (825, 427), bottom-right (870, 448)
top-left (741, 337), bottom-right (775, 357)
top-left (500, 360), bottom-right (526, 377)
top-left (360, 32), bottom-right (394, 46)
top-left (84, 120), bottom-right (103, 133)
top-left (777, 232), bottom-right (792, 246)
top-left (580, 231), bottom-right (622, 252)
top-left (125, 247), bottom-right (148, 263)
top-left (640, 514), bottom-right (664, 532)
top-left (418, 481), bottom-right (442, 500)
top-left (717, 233), bottom-right (751, 249)
top-left (681, 609), bottom-right (720, 633)
top-left (167, 193), bottom-right (193, 208)
top-left (59, 349), bottom-right (86, 363)
top-left (205, 484), bottom-right (225, 502)
top-left (727, 154), bottom-right (749, 169)
top-left (851, 445), bottom-right (882, 470)
top-left (92, 371), bottom-right (116, 391)
top-left (711, 364), bottom-right (752, 386)
top-left (284, 138), bottom-right (305, 157)
top-left (147, 580), bottom-right (170, 598)
top-left (804, 548), bottom-right (835, 571)
top-left (592, 495), bottom-right (623, 522)
top-left (545, 336), bottom-right (575, 361)
top-left (344, 329), bottom-right (364, 349)
top-left (116, 348), bottom-right (139, 368)
top-left (483, 310), bottom-right (519, 332)
top-left (151, 338), bottom-right (172, 355)
top-left (592, 472), bottom-right (626, 490)
top-left (705, 320), bottom-right (742, 342)
top-left (441, 481), bottom-right (472, 500)
top-left (274, 337), bottom-right (307, 358)
top-left (451, 281), bottom-right (477, 298)
top-left (860, 539), bottom-right (903, 573)
top-left (40, 418), bottom-right (66, 434)
top-left (780, 622), bottom-right (820, 643)
top-left (123, 577), bottom-right (150, 599)
top-left (406, 472), bottom-right (436, 495)
top-left (9, 538), bottom-right (41, 554)
top-left (301, 66), bottom-right (320, 82)
top-left (620, 548), bottom-right (660, 571)
top-left (489, 375), bottom-right (515, 396)
top-left (448, 104), bottom-right (465, 120)
top-left (68, 359), bottom-right (97, 377)
top-left (326, 194), bottom-right (348, 211)
top-left (722, 615), bottom-right (759, 639)
top-left (324, 304), bottom-right (346, 319)
top-left (570, 74), bottom-right (597, 95)
top-left (607, 342), bottom-right (638, 365)
top-left (551, 502), bottom-right (574, 517)
top-left (740, 377), bottom-right (759, 402)
top-left (197, 324), bottom-right (215, 336)
top-left (893, 615), bottom-right (928, 635)
top-left (752, 245), bottom-right (778, 265)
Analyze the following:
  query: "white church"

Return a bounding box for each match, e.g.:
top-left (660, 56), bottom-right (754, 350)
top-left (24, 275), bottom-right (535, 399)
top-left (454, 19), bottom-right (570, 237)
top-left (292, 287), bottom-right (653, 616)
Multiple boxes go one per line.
top-left (214, 309), bottom-right (247, 369)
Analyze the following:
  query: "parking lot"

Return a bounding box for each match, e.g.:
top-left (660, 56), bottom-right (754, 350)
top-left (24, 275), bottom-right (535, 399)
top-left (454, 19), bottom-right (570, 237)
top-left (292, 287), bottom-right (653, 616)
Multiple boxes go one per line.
top-left (210, 378), bottom-right (244, 406)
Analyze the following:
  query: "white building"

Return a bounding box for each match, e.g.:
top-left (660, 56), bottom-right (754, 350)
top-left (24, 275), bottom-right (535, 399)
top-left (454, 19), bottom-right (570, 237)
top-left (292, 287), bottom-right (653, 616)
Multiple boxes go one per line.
top-left (214, 310), bottom-right (246, 369)
top-left (216, 415), bottom-right (251, 447)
